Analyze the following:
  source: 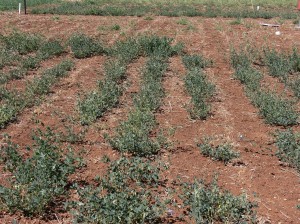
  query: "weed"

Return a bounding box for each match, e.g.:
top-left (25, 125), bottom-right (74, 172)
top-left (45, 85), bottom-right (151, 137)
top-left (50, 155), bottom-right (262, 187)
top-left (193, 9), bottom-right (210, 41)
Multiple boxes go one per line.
top-left (181, 178), bottom-right (256, 223)
top-left (78, 37), bottom-right (141, 125)
top-left (264, 48), bottom-right (291, 82)
top-left (78, 60), bottom-right (125, 125)
top-left (182, 54), bottom-right (212, 69)
top-left (0, 68), bottom-right (27, 84)
top-left (111, 24), bottom-right (121, 30)
top-left (22, 56), bottom-right (41, 70)
top-left (139, 35), bottom-right (181, 58)
top-left (290, 78), bottom-right (300, 98)
top-left (0, 128), bottom-right (82, 217)
top-left (38, 40), bottom-right (65, 60)
top-left (109, 46), bottom-right (171, 156)
top-left (26, 60), bottom-right (74, 97)
top-left (177, 18), bottom-right (189, 25)
top-left (250, 91), bottom-right (298, 126)
top-left (0, 60), bottom-right (73, 128)
top-left (231, 47), bottom-right (298, 126)
top-left (70, 157), bottom-right (166, 223)
top-left (107, 109), bottom-right (161, 156)
top-left (68, 33), bottom-right (104, 59)
top-left (78, 79), bottom-right (122, 125)
top-left (198, 139), bottom-right (239, 164)
top-left (0, 47), bottom-right (20, 69)
top-left (275, 129), bottom-right (300, 172)
top-left (1, 31), bottom-right (42, 55)
top-left (110, 38), bottom-right (141, 63)
top-left (184, 68), bottom-right (215, 119)
top-left (234, 66), bottom-right (262, 91)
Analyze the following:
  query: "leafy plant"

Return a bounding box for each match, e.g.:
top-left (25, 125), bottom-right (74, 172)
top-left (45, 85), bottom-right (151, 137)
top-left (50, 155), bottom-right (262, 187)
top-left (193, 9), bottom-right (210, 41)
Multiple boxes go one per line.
top-left (1, 31), bottom-right (42, 55)
top-left (109, 53), bottom-right (170, 156)
top-left (264, 48), bottom-right (291, 82)
top-left (107, 109), bottom-right (161, 156)
top-left (198, 139), bottom-right (239, 164)
top-left (275, 129), bottom-right (300, 172)
top-left (0, 128), bottom-right (82, 217)
top-left (250, 91), bottom-right (298, 126)
top-left (68, 33), bottom-right (104, 59)
top-left (181, 178), bottom-right (256, 223)
top-left (0, 60), bottom-right (73, 128)
top-left (184, 68), bottom-right (215, 119)
top-left (78, 60), bottom-right (125, 125)
top-left (182, 54), bottom-right (212, 69)
top-left (38, 40), bottom-right (65, 60)
top-left (234, 66), bottom-right (262, 91)
top-left (110, 38), bottom-right (141, 63)
top-left (139, 35), bottom-right (181, 58)
top-left (70, 157), bottom-right (166, 223)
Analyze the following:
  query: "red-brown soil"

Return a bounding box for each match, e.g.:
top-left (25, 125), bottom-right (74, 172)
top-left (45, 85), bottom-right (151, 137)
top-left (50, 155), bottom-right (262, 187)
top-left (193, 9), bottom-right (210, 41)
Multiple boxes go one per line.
top-left (0, 12), bottom-right (300, 223)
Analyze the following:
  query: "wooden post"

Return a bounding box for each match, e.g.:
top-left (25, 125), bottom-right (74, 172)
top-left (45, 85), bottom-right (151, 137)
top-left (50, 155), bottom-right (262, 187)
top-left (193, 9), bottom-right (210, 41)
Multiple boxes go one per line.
top-left (24, 0), bottom-right (27, 14)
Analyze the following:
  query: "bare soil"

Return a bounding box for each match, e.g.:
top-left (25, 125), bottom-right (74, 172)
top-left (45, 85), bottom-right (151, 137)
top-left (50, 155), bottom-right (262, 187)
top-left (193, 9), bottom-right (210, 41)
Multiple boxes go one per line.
top-left (0, 12), bottom-right (300, 223)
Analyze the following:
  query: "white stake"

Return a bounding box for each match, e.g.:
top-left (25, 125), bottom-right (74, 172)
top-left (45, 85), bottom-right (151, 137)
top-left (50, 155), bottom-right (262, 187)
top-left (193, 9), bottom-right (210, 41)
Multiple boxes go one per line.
top-left (19, 3), bottom-right (21, 15)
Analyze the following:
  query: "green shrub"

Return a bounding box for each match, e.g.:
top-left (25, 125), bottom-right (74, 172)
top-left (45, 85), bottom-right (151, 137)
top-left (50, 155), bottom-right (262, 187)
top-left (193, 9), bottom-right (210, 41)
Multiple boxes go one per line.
top-left (133, 58), bottom-right (168, 111)
top-left (0, 128), bottom-right (82, 217)
top-left (264, 48), bottom-right (291, 82)
top-left (198, 139), bottom-right (239, 164)
top-left (0, 68), bottom-right (27, 84)
top-left (111, 24), bottom-right (121, 30)
top-left (68, 33), bottom-right (104, 59)
top-left (26, 60), bottom-right (74, 97)
top-left (111, 38), bottom-right (141, 63)
top-left (38, 40), bottom-right (65, 60)
top-left (1, 31), bottom-right (42, 55)
top-left (78, 79), bottom-right (122, 125)
top-left (182, 54), bottom-right (212, 69)
top-left (290, 78), bottom-right (300, 98)
top-left (181, 178), bottom-right (256, 223)
top-left (0, 60), bottom-right (73, 128)
top-left (230, 48), bottom-right (252, 69)
top-left (70, 157), bottom-right (166, 223)
top-left (184, 68), bottom-right (215, 119)
top-left (139, 36), bottom-right (181, 58)
top-left (250, 91), bottom-right (298, 126)
top-left (0, 47), bottom-right (19, 69)
top-left (275, 129), bottom-right (300, 172)
top-left (108, 55), bottom-right (170, 156)
top-left (107, 109), bottom-right (161, 156)
top-left (78, 60), bottom-right (125, 125)
top-left (22, 56), bottom-right (41, 69)
top-left (234, 66), bottom-right (262, 91)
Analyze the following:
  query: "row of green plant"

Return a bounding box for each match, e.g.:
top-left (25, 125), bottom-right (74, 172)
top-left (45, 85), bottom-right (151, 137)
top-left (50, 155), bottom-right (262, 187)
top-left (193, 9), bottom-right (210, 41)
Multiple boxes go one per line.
top-left (68, 33), bottom-right (105, 59)
top-left (275, 129), bottom-right (300, 172)
top-left (0, 32), bottom-right (65, 84)
top-left (182, 54), bottom-right (215, 119)
top-left (0, 60), bottom-right (73, 128)
top-left (78, 38), bottom-right (141, 125)
top-left (198, 138), bottom-right (239, 164)
top-left (181, 177), bottom-right (256, 223)
top-left (0, 127), bottom-right (257, 223)
top-left (107, 36), bottom-right (183, 156)
top-left (0, 127), bottom-right (83, 217)
top-left (230, 48), bottom-right (298, 126)
top-left (263, 48), bottom-right (300, 98)
top-left (29, 0), bottom-right (299, 19)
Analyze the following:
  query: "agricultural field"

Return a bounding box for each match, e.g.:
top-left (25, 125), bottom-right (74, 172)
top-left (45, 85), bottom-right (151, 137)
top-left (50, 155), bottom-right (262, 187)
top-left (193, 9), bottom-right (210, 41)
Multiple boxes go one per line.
top-left (0, 1), bottom-right (300, 223)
